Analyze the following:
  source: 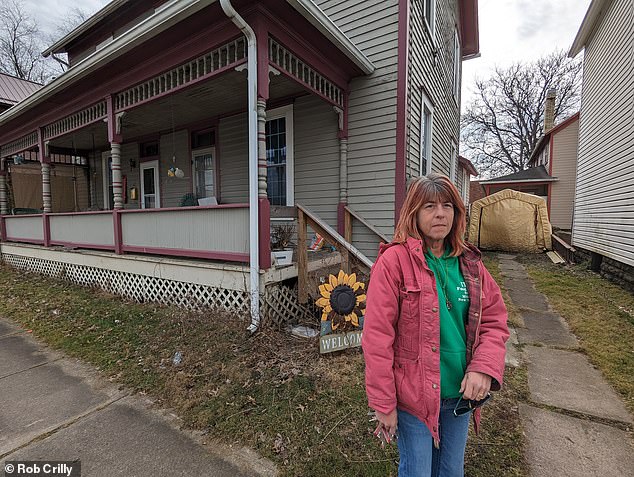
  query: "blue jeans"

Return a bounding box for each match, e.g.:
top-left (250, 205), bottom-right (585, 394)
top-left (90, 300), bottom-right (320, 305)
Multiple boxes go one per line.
top-left (397, 399), bottom-right (470, 477)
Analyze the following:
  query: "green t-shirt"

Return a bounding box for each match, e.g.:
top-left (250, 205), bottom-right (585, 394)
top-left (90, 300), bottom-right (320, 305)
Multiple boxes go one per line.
top-left (424, 247), bottom-right (470, 398)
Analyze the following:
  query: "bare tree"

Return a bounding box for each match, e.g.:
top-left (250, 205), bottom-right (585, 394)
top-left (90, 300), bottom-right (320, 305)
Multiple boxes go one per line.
top-left (461, 50), bottom-right (583, 177)
top-left (0, 0), bottom-right (46, 82)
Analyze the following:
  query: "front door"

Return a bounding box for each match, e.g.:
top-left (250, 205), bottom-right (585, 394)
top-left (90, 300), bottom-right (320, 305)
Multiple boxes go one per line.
top-left (140, 160), bottom-right (160, 209)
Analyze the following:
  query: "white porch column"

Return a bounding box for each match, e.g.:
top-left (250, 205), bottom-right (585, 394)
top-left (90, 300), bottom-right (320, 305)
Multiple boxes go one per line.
top-left (41, 162), bottom-right (52, 213)
top-left (257, 98), bottom-right (267, 198)
top-left (110, 142), bottom-right (123, 210)
top-left (339, 137), bottom-right (348, 202)
top-left (0, 172), bottom-right (8, 215)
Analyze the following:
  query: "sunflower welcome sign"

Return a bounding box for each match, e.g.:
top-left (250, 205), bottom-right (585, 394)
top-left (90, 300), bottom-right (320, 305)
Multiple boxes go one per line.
top-left (316, 270), bottom-right (366, 354)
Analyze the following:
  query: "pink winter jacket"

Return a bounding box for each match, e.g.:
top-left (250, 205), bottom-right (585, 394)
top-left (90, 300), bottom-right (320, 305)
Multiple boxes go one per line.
top-left (362, 237), bottom-right (509, 442)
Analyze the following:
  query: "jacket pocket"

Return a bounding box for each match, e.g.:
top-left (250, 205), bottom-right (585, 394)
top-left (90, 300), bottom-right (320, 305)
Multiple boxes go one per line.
top-left (394, 357), bottom-right (421, 411)
top-left (399, 286), bottom-right (421, 321)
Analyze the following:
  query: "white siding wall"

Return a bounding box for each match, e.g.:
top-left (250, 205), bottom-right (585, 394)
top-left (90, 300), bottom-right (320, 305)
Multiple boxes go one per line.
top-left (294, 95), bottom-right (340, 229)
top-left (407, 0), bottom-right (461, 181)
top-left (573, 0), bottom-right (634, 266)
top-left (315, 0), bottom-right (399, 258)
top-left (550, 120), bottom-right (579, 230)
top-left (120, 142), bottom-right (141, 210)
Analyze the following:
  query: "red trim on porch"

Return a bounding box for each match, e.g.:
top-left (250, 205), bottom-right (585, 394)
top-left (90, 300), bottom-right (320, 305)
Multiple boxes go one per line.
top-left (259, 198), bottom-right (271, 270)
top-left (106, 95), bottom-right (121, 144)
top-left (253, 18), bottom-right (270, 101)
top-left (38, 128), bottom-right (49, 164)
top-left (121, 245), bottom-right (250, 263)
top-left (547, 183), bottom-right (552, 218)
top-left (46, 210), bottom-right (113, 217)
top-left (394, 0), bottom-right (410, 224)
top-left (43, 213), bottom-right (51, 247)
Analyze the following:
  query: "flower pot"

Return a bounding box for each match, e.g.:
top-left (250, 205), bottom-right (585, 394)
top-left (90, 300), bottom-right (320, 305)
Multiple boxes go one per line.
top-left (272, 249), bottom-right (293, 266)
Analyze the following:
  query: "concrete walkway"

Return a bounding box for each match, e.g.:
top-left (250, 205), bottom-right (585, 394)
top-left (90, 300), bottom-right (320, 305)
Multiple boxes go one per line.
top-left (498, 254), bottom-right (634, 477)
top-left (0, 319), bottom-right (277, 477)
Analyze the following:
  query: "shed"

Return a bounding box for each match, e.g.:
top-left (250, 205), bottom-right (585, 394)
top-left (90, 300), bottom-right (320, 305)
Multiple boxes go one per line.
top-left (469, 189), bottom-right (552, 253)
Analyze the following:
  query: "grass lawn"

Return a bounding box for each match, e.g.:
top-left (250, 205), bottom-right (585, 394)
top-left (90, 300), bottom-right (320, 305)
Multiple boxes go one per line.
top-left (518, 254), bottom-right (634, 415)
top-left (0, 262), bottom-right (527, 476)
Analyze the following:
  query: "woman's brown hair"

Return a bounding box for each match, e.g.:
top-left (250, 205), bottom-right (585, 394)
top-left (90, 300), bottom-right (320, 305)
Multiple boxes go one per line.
top-left (393, 173), bottom-right (467, 256)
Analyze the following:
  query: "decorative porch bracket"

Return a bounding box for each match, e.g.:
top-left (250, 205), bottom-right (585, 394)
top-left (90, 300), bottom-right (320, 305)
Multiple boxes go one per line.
top-left (268, 38), bottom-right (344, 108)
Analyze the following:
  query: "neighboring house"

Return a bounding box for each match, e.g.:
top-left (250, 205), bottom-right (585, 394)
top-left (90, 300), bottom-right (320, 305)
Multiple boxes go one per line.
top-left (457, 155), bottom-right (477, 205)
top-left (569, 0), bottom-right (633, 282)
top-left (469, 180), bottom-right (486, 205)
top-left (478, 91), bottom-right (580, 231)
top-left (0, 73), bottom-right (41, 114)
top-left (0, 0), bottom-right (479, 323)
top-left (527, 112), bottom-right (579, 231)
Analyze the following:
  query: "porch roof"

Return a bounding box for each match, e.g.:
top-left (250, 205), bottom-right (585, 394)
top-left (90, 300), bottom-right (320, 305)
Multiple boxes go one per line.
top-left (41, 0), bottom-right (374, 71)
top-left (1, 0), bottom-right (372, 135)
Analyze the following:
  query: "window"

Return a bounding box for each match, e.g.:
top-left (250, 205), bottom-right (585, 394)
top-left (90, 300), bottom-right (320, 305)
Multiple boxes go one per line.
top-left (140, 141), bottom-right (159, 158)
top-left (424, 0), bottom-right (436, 38)
top-left (192, 148), bottom-right (216, 200)
top-left (191, 129), bottom-right (214, 149)
top-left (450, 141), bottom-right (457, 182)
top-left (420, 92), bottom-right (434, 175)
top-left (266, 105), bottom-right (294, 206)
top-left (452, 29), bottom-right (460, 100)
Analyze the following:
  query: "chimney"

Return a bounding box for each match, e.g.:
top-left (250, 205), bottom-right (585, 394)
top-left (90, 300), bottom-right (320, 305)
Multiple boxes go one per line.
top-left (544, 88), bottom-right (556, 132)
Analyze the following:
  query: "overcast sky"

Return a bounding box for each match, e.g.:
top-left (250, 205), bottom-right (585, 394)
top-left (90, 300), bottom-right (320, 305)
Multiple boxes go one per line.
top-left (25, 0), bottom-right (591, 108)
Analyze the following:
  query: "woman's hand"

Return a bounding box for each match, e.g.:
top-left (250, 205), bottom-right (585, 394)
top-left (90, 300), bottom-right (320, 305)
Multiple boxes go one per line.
top-left (459, 371), bottom-right (492, 400)
top-left (375, 409), bottom-right (398, 436)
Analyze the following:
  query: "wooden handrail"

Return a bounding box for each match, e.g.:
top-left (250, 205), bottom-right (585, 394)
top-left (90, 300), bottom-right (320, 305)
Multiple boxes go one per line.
top-left (344, 205), bottom-right (391, 244)
top-left (296, 203), bottom-right (373, 303)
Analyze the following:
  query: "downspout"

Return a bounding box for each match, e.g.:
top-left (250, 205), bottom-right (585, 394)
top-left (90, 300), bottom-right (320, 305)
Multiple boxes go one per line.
top-left (220, 0), bottom-right (260, 332)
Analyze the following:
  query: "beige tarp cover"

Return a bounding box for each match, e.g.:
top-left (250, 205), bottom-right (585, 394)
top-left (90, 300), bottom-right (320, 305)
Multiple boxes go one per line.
top-left (468, 189), bottom-right (552, 252)
top-left (10, 163), bottom-right (89, 212)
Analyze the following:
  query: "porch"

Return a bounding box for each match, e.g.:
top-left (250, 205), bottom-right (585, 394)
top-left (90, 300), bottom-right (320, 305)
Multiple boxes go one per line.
top-left (0, 0), bottom-right (379, 323)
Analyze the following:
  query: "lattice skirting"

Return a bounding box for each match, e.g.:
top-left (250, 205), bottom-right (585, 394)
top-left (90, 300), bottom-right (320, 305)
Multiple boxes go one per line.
top-left (1, 252), bottom-right (313, 325)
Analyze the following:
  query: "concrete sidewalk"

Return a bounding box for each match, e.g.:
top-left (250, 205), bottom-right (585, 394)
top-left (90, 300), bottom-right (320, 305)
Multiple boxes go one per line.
top-left (498, 254), bottom-right (634, 477)
top-left (0, 319), bottom-right (277, 477)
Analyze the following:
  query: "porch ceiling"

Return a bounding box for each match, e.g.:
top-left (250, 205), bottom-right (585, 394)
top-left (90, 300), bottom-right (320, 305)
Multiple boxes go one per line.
top-left (51, 71), bottom-right (305, 151)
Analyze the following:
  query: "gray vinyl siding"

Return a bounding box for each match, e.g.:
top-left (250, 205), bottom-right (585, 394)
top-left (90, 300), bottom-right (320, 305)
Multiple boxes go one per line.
top-left (550, 120), bottom-right (579, 230)
top-left (219, 113), bottom-right (249, 204)
top-left (159, 130), bottom-right (191, 208)
top-left (315, 0), bottom-right (399, 259)
top-left (407, 0), bottom-right (461, 181)
top-left (572, 0), bottom-right (634, 266)
top-left (294, 95), bottom-right (340, 229)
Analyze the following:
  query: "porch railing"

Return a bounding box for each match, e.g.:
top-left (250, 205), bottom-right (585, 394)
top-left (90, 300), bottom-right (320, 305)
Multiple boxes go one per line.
top-left (0, 204), bottom-right (250, 262)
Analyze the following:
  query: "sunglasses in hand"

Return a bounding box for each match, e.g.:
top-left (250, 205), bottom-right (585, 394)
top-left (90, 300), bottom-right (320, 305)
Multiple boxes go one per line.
top-left (453, 393), bottom-right (492, 416)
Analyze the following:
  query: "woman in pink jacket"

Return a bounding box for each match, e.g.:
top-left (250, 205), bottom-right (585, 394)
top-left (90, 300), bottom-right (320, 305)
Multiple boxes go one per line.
top-left (362, 173), bottom-right (509, 476)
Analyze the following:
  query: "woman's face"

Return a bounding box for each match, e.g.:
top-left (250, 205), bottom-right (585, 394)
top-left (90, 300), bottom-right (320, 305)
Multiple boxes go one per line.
top-left (417, 200), bottom-right (455, 242)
